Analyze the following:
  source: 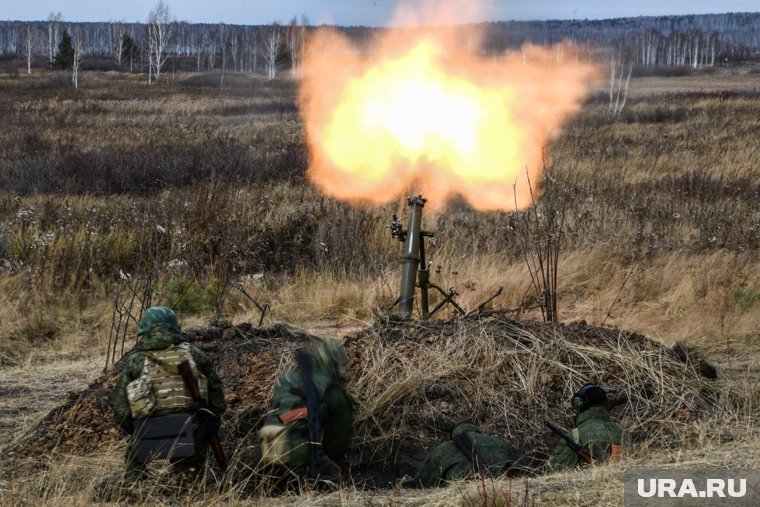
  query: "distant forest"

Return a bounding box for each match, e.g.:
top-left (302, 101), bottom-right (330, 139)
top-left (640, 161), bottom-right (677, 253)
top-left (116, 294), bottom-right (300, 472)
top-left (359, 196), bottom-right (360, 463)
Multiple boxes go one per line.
top-left (1, 11), bottom-right (759, 77)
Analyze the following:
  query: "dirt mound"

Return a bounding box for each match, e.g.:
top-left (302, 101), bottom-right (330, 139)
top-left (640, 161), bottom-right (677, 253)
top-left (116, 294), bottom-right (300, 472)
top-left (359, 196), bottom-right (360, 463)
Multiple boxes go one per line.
top-left (345, 313), bottom-right (717, 481)
top-left (8, 313), bottom-right (716, 486)
top-left (8, 322), bottom-right (312, 461)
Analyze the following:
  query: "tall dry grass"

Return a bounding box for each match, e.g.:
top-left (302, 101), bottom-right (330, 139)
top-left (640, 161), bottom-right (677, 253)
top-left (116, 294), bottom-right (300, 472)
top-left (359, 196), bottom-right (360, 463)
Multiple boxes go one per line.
top-left (0, 68), bottom-right (756, 399)
top-left (4, 437), bottom-right (759, 506)
top-left (2, 319), bottom-right (758, 506)
top-left (1, 69), bottom-right (759, 505)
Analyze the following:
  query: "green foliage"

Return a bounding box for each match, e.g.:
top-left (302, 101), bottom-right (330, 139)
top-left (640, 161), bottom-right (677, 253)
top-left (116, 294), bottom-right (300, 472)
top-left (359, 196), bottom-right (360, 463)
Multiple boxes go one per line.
top-left (275, 40), bottom-right (291, 71)
top-left (163, 276), bottom-right (225, 315)
top-left (733, 288), bottom-right (760, 312)
top-left (120, 33), bottom-right (140, 64)
top-left (54, 31), bottom-right (74, 70)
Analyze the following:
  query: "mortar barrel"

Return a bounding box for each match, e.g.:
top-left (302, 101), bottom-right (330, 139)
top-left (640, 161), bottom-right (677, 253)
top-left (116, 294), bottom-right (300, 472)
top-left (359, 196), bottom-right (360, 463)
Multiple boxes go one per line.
top-left (398, 195), bottom-right (426, 317)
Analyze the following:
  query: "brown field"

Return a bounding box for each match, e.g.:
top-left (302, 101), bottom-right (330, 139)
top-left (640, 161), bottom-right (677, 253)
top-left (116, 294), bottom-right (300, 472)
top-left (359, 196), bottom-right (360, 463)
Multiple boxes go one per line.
top-left (622, 72), bottom-right (760, 98)
top-left (0, 66), bottom-right (758, 505)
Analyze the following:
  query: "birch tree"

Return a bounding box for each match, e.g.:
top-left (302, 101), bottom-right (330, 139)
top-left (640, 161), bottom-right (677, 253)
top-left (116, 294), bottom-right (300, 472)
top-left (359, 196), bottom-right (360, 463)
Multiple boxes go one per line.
top-left (109, 21), bottom-right (127, 66)
top-left (218, 23), bottom-right (228, 71)
top-left (146, 1), bottom-right (174, 83)
top-left (71, 32), bottom-right (84, 88)
top-left (287, 16), bottom-right (308, 77)
top-left (259, 22), bottom-right (281, 80)
top-left (229, 27), bottom-right (240, 71)
top-left (46, 12), bottom-right (62, 68)
top-left (202, 27), bottom-right (218, 70)
top-left (246, 28), bottom-right (259, 72)
top-left (708, 31), bottom-right (718, 66)
top-left (608, 55), bottom-right (632, 118)
top-left (22, 24), bottom-right (38, 74)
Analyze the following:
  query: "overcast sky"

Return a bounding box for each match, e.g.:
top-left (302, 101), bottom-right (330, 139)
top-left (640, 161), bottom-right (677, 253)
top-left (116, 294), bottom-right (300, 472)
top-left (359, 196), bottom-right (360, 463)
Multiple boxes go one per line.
top-left (4, 1), bottom-right (759, 26)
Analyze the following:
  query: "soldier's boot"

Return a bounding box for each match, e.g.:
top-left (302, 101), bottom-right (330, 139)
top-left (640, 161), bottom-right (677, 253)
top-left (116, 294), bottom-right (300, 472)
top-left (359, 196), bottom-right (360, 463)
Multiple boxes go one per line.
top-left (311, 455), bottom-right (343, 490)
top-left (171, 454), bottom-right (205, 485)
top-left (123, 447), bottom-right (148, 487)
top-left (123, 463), bottom-right (148, 487)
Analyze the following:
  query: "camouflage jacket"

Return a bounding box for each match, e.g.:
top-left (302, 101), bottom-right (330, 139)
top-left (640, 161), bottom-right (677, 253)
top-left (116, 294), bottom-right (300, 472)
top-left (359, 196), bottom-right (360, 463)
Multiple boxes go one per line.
top-left (263, 338), bottom-right (354, 467)
top-left (264, 363), bottom-right (353, 466)
top-left (415, 422), bottom-right (523, 488)
top-left (548, 406), bottom-right (630, 469)
top-left (111, 325), bottom-right (226, 433)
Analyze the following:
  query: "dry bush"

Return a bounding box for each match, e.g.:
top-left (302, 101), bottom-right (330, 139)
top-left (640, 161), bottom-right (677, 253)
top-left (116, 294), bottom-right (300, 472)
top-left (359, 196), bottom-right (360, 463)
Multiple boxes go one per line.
top-left (347, 315), bottom-right (731, 473)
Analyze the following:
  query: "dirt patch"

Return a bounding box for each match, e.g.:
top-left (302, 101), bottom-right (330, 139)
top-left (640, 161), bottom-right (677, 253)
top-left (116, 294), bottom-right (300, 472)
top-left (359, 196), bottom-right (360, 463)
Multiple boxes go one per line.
top-left (0, 357), bottom-right (101, 448)
top-left (7, 313), bottom-right (717, 488)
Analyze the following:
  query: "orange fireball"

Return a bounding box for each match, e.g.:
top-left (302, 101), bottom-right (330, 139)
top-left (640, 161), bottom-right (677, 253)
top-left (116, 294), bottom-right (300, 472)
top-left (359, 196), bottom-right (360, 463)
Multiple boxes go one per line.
top-left (299, 24), bottom-right (599, 211)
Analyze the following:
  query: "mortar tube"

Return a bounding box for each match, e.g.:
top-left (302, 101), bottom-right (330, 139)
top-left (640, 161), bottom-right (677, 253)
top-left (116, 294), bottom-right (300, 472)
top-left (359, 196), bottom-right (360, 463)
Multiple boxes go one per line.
top-left (398, 195), bottom-right (426, 318)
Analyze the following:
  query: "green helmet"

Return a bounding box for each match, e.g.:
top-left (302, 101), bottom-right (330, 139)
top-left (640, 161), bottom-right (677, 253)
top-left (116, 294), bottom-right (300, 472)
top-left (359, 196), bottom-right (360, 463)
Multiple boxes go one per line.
top-left (137, 306), bottom-right (181, 336)
top-left (308, 336), bottom-right (350, 382)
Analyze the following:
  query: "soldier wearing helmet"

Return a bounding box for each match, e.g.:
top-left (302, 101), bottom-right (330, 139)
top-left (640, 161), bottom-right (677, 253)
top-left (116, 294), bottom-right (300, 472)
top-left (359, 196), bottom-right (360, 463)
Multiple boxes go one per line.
top-left (547, 383), bottom-right (630, 469)
top-left (258, 336), bottom-right (353, 488)
top-left (111, 306), bottom-right (226, 485)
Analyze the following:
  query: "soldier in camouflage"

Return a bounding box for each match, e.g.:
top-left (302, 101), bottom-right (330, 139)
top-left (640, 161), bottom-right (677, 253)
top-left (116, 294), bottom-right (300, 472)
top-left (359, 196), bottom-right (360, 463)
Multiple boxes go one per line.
top-left (548, 383), bottom-right (630, 469)
top-left (413, 421), bottom-right (525, 487)
top-left (112, 306), bottom-right (226, 484)
top-left (258, 336), bottom-right (353, 488)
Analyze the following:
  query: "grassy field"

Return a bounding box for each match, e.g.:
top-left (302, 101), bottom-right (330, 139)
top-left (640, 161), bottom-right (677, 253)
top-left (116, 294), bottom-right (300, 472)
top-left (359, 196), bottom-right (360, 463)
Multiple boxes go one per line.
top-left (0, 66), bottom-right (758, 505)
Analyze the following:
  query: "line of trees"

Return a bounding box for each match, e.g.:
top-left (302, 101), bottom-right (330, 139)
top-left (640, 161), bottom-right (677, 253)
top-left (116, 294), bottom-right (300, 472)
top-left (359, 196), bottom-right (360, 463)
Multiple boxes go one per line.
top-left (0, 3), bottom-right (312, 82)
top-left (0, 8), bottom-right (758, 84)
top-left (482, 12), bottom-right (760, 54)
top-left (601, 26), bottom-right (756, 68)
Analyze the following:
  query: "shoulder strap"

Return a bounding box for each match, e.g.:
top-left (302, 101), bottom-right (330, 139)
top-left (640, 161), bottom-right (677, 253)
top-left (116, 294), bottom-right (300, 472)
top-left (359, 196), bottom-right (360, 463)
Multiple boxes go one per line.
top-left (141, 344), bottom-right (184, 374)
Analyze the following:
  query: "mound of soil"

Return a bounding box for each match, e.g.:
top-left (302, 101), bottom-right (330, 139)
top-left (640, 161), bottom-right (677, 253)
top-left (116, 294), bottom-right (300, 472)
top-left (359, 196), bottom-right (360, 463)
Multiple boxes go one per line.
top-left (8, 313), bottom-right (716, 487)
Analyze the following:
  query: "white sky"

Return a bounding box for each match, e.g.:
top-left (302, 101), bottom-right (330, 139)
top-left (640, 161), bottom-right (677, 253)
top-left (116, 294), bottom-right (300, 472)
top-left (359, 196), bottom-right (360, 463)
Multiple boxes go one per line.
top-left (3, 1), bottom-right (759, 26)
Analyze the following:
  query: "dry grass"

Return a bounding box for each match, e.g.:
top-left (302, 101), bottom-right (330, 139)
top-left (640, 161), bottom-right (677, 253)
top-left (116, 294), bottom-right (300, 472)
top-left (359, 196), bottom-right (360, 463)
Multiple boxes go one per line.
top-left (3, 316), bottom-right (757, 506)
top-left (0, 273), bottom-right (112, 364)
top-left (4, 436), bottom-right (759, 506)
top-left (345, 315), bottom-right (751, 469)
top-left (226, 248), bottom-right (760, 350)
top-left (622, 72), bottom-right (760, 98)
top-left (1, 68), bottom-right (759, 505)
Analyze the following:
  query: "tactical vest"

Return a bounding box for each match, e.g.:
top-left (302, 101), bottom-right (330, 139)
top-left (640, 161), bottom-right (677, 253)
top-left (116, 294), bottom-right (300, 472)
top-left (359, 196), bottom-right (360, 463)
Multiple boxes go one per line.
top-left (126, 342), bottom-right (208, 419)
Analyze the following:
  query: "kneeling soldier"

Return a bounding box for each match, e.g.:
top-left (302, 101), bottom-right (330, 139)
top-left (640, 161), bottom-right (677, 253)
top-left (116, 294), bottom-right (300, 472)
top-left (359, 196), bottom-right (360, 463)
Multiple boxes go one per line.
top-left (548, 383), bottom-right (629, 469)
top-left (112, 306), bottom-right (226, 485)
top-left (258, 336), bottom-right (353, 488)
